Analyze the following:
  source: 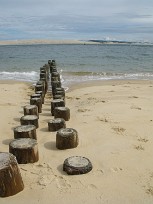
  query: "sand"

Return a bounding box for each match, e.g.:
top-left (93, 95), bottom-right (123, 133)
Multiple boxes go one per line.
top-left (0, 39), bottom-right (100, 46)
top-left (0, 79), bottom-right (153, 204)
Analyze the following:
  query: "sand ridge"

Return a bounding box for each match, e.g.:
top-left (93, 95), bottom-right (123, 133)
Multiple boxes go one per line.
top-left (0, 39), bottom-right (100, 46)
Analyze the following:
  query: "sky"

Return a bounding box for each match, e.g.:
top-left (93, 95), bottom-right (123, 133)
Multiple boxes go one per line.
top-left (0, 0), bottom-right (153, 42)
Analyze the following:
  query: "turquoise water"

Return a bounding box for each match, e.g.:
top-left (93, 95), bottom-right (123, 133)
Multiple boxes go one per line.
top-left (0, 44), bottom-right (153, 87)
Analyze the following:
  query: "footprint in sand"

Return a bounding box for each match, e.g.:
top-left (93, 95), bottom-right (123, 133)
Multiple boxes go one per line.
top-left (129, 96), bottom-right (139, 98)
top-left (77, 108), bottom-right (90, 112)
top-left (75, 97), bottom-right (81, 100)
top-left (66, 96), bottom-right (73, 100)
top-left (146, 186), bottom-right (153, 196)
top-left (134, 145), bottom-right (144, 151)
top-left (112, 126), bottom-right (126, 134)
top-left (97, 116), bottom-right (109, 123)
top-left (131, 105), bottom-right (141, 110)
top-left (38, 174), bottom-right (54, 186)
top-left (95, 169), bottom-right (104, 176)
top-left (55, 176), bottom-right (71, 190)
top-left (143, 172), bottom-right (153, 196)
top-left (137, 137), bottom-right (148, 143)
top-left (87, 97), bottom-right (96, 100)
top-left (87, 184), bottom-right (98, 190)
top-left (111, 167), bottom-right (123, 173)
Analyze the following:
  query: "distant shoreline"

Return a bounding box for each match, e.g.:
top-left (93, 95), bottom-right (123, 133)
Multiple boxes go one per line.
top-left (0, 39), bottom-right (149, 46)
top-left (0, 39), bottom-right (100, 46)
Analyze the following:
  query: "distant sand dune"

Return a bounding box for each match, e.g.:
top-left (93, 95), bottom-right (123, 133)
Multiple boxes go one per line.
top-left (0, 39), bottom-right (100, 45)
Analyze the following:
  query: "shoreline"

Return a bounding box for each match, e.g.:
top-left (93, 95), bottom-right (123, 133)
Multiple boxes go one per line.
top-left (0, 39), bottom-right (100, 46)
top-left (0, 39), bottom-right (152, 46)
top-left (0, 78), bottom-right (153, 90)
top-left (66, 79), bottom-right (153, 92)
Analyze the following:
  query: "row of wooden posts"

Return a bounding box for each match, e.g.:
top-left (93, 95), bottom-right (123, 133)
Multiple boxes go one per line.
top-left (0, 60), bottom-right (92, 198)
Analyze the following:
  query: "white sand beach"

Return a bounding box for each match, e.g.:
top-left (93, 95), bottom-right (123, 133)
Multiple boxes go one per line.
top-left (0, 79), bottom-right (153, 203)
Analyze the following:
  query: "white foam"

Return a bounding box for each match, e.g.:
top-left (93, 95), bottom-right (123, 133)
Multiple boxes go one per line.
top-left (0, 71), bottom-right (39, 82)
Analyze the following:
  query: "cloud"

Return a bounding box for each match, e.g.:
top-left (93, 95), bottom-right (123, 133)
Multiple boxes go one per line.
top-left (0, 0), bottom-right (153, 41)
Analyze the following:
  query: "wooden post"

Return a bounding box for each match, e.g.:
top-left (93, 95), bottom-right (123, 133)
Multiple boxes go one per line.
top-left (43, 64), bottom-right (50, 79)
top-left (20, 115), bottom-right (39, 128)
top-left (40, 72), bottom-right (47, 81)
top-left (37, 78), bottom-right (48, 94)
top-left (52, 87), bottom-right (65, 97)
top-left (30, 93), bottom-right (43, 104)
top-left (54, 107), bottom-right (70, 121)
top-left (40, 67), bottom-right (47, 73)
top-left (51, 76), bottom-right (60, 82)
top-left (51, 68), bottom-right (57, 73)
top-left (48, 60), bottom-right (51, 65)
top-left (0, 152), bottom-right (24, 197)
top-left (14, 125), bottom-right (37, 139)
top-left (35, 84), bottom-right (44, 93)
top-left (30, 97), bottom-right (42, 113)
top-left (36, 80), bottom-right (44, 85)
top-left (35, 91), bottom-right (45, 104)
top-left (56, 128), bottom-right (79, 150)
top-left (53, 94), bottom-right (65, 101)
top-left (48, 118), bottom-right (66, 132)
top-left (51, 72), bottom-right (60, 81)
top-left (24, 105), bottom-right (39, 117)
top-left (51, 81), bottom-right (62, 94)
top-left (9, 138), bottom-right (39, 164)
top-left (63, 156), bottom-right (93, 175)
top-left (54, 90), bottom-right (65, 98)
top-left (51, 99), bottom-right (65, 116)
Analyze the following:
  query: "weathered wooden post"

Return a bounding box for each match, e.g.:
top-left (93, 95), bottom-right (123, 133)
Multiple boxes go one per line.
top-left (43, 64), bottom-right (50, 78)
top-left (35, 90), bottom-right (45, 104)
top-left (51, 68), bottom-right (57, 74)
top-left (63, 156), bottom-right (93, 175)
top-left (52, 87), bottom-right (65, 97)
top-left (37, 78), bottom-right (48, 94)
top-left (20, 115), bottom-right (39, 128)
top-left (0, 152), bottom-right (24, 197)
top-left (40, 72), bottom-right (47, 81)
top-left (35, 84), bottom-right (44, 93)
top-left (24, 105), bottom-right (39, 117)
top-left (56, 128), bottom-right (78, 150)
top-left (51, 76), bottom-right (60, 83)
top-left (50, 60), bottom-right (56, 73)
top-left (30, 93), bottom-right (43, 104)
top-left (54, 90), bottom-right (65, 98)
top-left (51, 81), bottom-right (62, 94)
top-left (51, 72), bottom-right (60, 81)
top-left (48, 118), bottom-right (66, 132)
top-left (30, 97), bottom-right (42, 113)
top-left (48, 60), bottom-right (51, 65)
top-left (14, 125), bottom-right (37, 139)
top-left (40, 67), bottom-right (47, 73)
top-left (9, 138), bottom-right (39, 164)
top-left (54, 107), bottom-right (70, 121)
top-left (53, 94), bottom-right (65, 101)
top-left (51, 99), bottom-right (65, 116)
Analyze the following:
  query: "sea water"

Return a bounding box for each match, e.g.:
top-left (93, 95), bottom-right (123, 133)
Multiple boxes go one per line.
top-left (0, 43), bottom-right (153, 88)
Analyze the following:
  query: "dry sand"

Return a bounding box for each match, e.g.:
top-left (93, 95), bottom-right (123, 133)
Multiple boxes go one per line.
top-left (0, 79), bottom-right (153, 204)
top-left (0, 39), bottom-right (100, 45)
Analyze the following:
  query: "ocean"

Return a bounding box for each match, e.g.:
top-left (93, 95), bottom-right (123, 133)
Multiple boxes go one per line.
top-left (0, 43), bottom-right (153, 89)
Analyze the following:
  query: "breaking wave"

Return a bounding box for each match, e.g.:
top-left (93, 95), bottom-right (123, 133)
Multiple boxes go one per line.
top-left (0, 71), bottom-right (39, 82)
